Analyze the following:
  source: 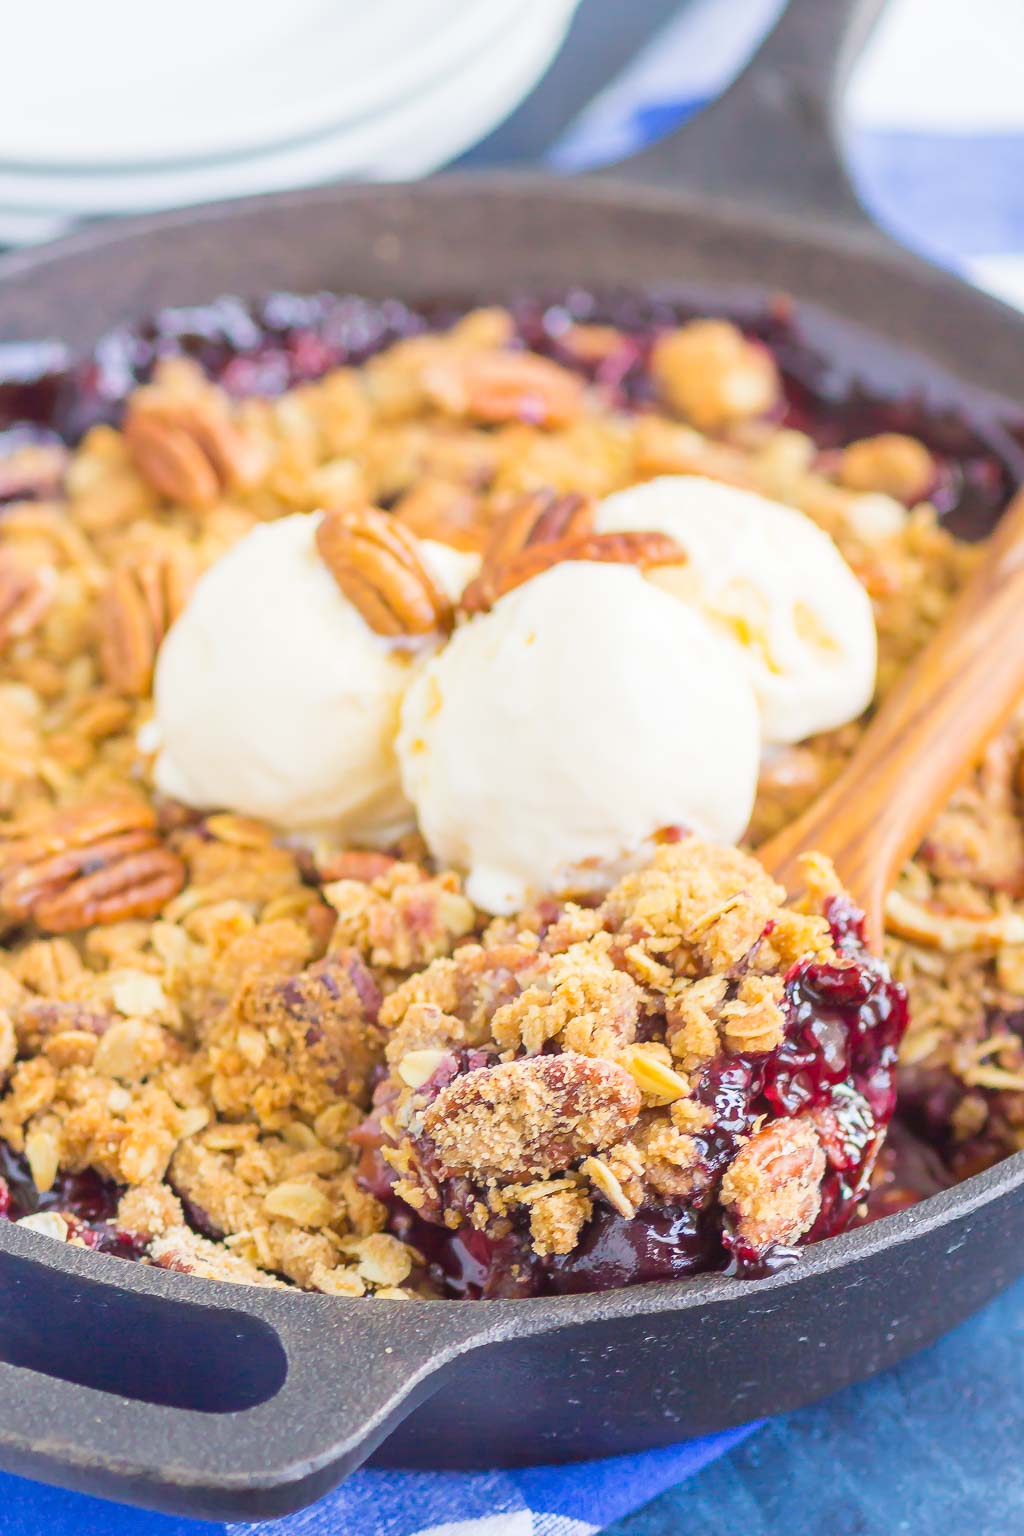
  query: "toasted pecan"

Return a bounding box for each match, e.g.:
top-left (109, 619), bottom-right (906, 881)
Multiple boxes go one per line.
top-left (462, 528), bottom-right (686, 616)
top-left (315, 507), bottom-right (453, 637)
top-left (0, 552), bottom-right (54, 651)
top-left (99, 553), bottom-right (194, 697)
top-left (485, 488), bottom-right (594, 568)
top-left (423, 349), bottom-right (583, 427)
top-left (461, 489), bottom-right (593, 614)
top-left (124, 385), bottom-right (262, 510)
top-left (0, 797), bottom-right (185, 934)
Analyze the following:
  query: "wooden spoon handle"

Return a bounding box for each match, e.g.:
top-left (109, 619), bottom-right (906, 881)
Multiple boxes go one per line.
top-left (757, 489), bottom-right (1024, 944)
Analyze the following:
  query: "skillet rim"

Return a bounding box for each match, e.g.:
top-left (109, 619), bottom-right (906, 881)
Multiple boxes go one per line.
top-left (0, 169), bottom-right (990, 306)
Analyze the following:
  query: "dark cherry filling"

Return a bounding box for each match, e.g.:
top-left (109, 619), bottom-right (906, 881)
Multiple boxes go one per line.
top-left (0, 285), bottom-right (1010, 1278)
top-left (0, 1142), bottom-right (145, 1259)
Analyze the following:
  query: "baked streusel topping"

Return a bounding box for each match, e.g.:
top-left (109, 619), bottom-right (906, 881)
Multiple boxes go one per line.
top-left (0, 289), bottom-right (1017, 1294)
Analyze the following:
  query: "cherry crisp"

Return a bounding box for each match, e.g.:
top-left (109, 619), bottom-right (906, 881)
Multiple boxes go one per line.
top-left (0, 289), bottom-right (1017, 1297)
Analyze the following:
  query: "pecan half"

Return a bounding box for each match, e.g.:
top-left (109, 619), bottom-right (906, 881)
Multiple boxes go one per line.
top-left (316, 507), bottom-right (453, 637)
top-left (0, 797), bottom-right (186, 934)
top-left (124, 386), bottom-right (262, 510)
top-left (461, 489), bottom-right (594, 614)
top-left (0, 552), bottom-right (54, 651)
top-left (99, 553), bottom-right (195, 697)
top-left (462, 529), bottom-right (686, 616)
top-left (422, 1050), bottom-right (642, 1181)
top-left (720, 1116), bottom-right (825, 1250)
top-left (486, 488), bottom-right (594, 567)
top-left (423, 349), bottom-right (583, 427)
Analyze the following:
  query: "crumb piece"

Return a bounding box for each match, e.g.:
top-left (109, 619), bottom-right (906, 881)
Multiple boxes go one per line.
top-left (635, 1113), bottom-right (710, 1202)
top-left (385, 1002), bottom-right (469, 1068)
top-left (0, 1046), bottom-right (195, 1188)
top-left (150, 1225), bottom-right (287, 1287)
top-left (760, 909), bottom-right (835, 969)
top-left (490, 935), bottom-right (642, 1057)
top-left (169, 1126), bottom-right (378, 1288)
top-left (536, 903), bottom-right (605, 952)
top-left (117, 1181), bottom-right (184, 1240)
top-left (528, 1185), bottom-right (592, 1256)
top-left (206, 950), bottom-right (382, 1126)
top-left (919, 793), bottom-right (1024, 894)
top-left (8, 938), bottom-right (84, 996)
top-left (309, 1262), bottom-right (367, 1297)
top-left (651, 320), bottom-right (779, 432)
top-left (325, 864), bottom-right (475, 972)
top-left (720, 1117), bottom-right (825, 1249)
top-left (720, 974), bottom-right (786, 1054)
top-left (342, 1231), bottom-right (413, 1287)
top-left (603, 841), bottom-right (784, 974)
top-left (15, 998), bottom-right (113, 1054)
top-left (195, 918), bottom-right (315, 1015)
top-left (838, 433), bottom-right (934, 503)
top-left (175, 829), bottom-right (305, 909)
top-left (665, 975), bottom-right (728, 1068)
top-left (423, 1051), bottom-right (642, 1181)
top-left (380, 942), bottom-right (546, 1043)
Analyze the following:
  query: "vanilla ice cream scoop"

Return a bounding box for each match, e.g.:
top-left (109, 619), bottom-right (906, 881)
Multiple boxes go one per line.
top-left (397, 560), bottom-right (760, 913)
top-left (596, 476), bottom-right (877, 744)
top-left (153, 513), bottom-right (472, 845)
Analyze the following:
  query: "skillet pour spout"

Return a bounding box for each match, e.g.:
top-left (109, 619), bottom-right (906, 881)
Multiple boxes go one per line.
top-left (0, 0), bottom-right (1023, 1518)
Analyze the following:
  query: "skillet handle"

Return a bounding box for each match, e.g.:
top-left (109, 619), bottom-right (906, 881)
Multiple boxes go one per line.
top-left (0, 1229), bottom-right (496, 1520)
top-left (612, 0), bottom-right (888, 236)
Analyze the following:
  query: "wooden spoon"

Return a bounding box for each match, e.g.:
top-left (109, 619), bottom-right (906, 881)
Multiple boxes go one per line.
top-left (757, 488), bottom-right (1024, 950)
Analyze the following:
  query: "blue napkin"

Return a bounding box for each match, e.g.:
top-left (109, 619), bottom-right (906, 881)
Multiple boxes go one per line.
top-left (6, 1), bottom-right (1024, 1531)
top-left (0, 1427), bottom-right (758, 1536)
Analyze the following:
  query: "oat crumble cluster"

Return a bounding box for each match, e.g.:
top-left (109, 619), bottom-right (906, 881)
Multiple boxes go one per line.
top-left (356, 841), bottom-right (907, 1295)
top-left (0, 292), bottom-right (1017, 1295)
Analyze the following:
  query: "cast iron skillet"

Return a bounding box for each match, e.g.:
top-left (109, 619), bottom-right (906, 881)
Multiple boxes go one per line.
top-left (0, 0), bottom-right (1023, 1519)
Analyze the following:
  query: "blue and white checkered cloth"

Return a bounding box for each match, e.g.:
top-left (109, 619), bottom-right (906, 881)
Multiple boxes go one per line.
top-left (554, 0), bottom-right (1024, 313)
top-left (6, 1), bottom-right (1024, 1531)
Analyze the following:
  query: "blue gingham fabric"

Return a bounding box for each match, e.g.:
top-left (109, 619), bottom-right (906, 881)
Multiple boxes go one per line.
top-left (553, 0), bottom-right (1024, 312)
top-left (4, 0), bottom-right (1023, 1531)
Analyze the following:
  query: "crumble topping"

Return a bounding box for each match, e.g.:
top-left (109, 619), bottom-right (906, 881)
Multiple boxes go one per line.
top-left (367, 841), bottom-right (875, 1277)
top-left (0, 295), bottom-right (1015, 1292)
top-left (323, 862), bottom-right (476, 974)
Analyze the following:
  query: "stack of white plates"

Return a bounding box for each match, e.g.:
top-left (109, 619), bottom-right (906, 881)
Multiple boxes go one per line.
top-left (0, 0), bottom-right (577, 245)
